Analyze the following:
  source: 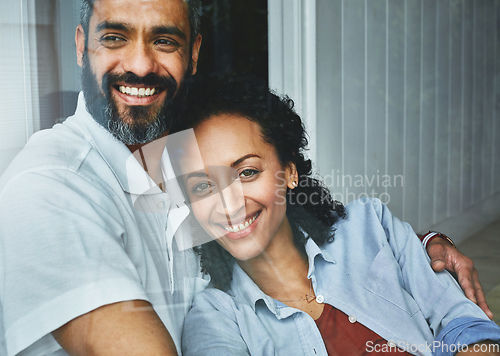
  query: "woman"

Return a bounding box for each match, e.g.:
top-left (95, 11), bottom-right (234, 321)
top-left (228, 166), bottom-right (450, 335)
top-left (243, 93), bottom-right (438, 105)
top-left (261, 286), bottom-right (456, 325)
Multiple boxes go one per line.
top-left (173, 75), bottom-right (500, 355)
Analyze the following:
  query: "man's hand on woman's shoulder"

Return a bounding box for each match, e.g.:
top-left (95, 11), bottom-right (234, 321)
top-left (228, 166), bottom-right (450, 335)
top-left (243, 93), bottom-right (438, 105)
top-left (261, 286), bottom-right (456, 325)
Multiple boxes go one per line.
top-left (426, 238), bottom-right (493, 320)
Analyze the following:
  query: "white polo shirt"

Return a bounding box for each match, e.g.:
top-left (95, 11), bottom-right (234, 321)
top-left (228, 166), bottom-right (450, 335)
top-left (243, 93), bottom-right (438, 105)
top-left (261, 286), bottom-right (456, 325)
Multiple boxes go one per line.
top-left (0, 93), bottom-right (206, 355)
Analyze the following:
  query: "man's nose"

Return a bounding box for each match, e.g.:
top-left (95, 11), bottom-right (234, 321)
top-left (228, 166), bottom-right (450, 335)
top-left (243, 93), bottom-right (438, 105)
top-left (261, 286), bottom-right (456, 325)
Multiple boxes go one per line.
top-left (122, 42), bottom-right (158, 77)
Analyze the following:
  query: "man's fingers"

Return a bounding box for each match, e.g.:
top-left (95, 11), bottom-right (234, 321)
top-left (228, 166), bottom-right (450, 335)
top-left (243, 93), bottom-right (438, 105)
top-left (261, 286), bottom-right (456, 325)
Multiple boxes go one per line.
top-left (471, 270), bottom-right (494, 320)
top-left (476, 290), bottom-right (494, 320)
top-left (427, 242), bottom-right (448, 272)
top-left (458, 273), bottom-right (477, 304)
top-left (425, 236), bottom-right (493, 318)
top-left (431, 259), bottom-right (446, 272)
top-left (453, 255), bottom-right (479, 305)
top-left (454, 258), bottom-right (494, 319)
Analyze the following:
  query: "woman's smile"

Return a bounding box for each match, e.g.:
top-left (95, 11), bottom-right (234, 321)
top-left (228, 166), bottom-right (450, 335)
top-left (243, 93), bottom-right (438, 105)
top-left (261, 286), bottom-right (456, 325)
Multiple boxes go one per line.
top-left (220, 211), bottom-right (261, 238)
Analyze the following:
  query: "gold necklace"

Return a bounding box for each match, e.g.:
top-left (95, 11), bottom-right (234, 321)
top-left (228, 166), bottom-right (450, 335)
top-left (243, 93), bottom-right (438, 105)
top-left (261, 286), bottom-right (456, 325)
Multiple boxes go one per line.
top-left (275, 279), bottom-right (316, 304)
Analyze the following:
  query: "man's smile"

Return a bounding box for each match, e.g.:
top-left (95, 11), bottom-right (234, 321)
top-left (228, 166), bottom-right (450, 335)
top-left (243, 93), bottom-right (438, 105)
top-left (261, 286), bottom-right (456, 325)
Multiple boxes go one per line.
top-left (118, 85), bottom-right (158, 97)
top-left (112, 83), bottom-right (167, 106)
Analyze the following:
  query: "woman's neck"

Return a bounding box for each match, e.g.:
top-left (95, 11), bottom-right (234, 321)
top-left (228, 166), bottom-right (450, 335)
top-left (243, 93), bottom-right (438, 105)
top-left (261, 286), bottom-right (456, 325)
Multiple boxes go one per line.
top-left (237, 224), bottom-right (310, 301)
top-left (235, 221), bottom-right (325, 320)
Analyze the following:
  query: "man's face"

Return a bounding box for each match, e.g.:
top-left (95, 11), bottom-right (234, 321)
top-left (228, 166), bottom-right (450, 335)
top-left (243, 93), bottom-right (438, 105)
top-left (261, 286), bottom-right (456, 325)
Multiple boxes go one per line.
top-left (76, 0), bottom-right (201, 144)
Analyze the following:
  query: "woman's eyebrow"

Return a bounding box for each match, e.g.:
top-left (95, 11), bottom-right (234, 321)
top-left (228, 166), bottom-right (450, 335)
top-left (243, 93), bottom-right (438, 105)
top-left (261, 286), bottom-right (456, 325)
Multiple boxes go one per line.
top-left (184, 154), bottom-right (260, 180)
top-left (231, 154), bottom-right (260, 168)
top-left (185, 170), bottom-right (208, 180)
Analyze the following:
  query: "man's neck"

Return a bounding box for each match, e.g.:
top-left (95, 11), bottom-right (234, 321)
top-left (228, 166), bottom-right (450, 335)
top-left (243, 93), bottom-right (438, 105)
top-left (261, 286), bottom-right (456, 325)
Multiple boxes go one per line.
top-left (127, 133), bottom-right (169, 191)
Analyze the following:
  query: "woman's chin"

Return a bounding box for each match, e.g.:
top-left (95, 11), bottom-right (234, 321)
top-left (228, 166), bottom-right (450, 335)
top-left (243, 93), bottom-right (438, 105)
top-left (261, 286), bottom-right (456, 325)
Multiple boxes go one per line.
top-left (215, 238), bottom-right (264, 263)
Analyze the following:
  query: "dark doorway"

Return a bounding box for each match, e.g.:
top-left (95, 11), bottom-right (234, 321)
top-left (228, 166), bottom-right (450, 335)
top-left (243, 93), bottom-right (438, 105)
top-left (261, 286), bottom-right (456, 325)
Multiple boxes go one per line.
top-left (198, 0), bottom-right (268, 82)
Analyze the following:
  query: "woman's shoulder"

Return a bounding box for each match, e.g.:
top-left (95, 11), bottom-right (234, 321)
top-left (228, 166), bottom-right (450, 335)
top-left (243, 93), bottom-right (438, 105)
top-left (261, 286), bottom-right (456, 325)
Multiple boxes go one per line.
top-left (190, 284), bottom-right (254, 320)
top-left (325, 197), bottom-right (396, 250)
top-left (336, 197), bottom-right (387, 228)
top-left (190, 286), bottom-right (235, 310)
top-left (344, 196), bottom-right (384, 213)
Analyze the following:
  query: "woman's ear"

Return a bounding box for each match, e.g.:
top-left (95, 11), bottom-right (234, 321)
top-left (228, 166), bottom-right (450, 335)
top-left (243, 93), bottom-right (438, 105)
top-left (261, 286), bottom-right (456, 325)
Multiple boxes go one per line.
top-left (286, 163), bottom-right (298, 189)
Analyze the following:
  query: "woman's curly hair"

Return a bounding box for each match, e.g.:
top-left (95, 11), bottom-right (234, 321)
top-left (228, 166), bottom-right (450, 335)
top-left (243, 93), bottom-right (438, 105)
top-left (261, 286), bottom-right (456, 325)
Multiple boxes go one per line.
top-left (174, 74), bottom-right (345, 291)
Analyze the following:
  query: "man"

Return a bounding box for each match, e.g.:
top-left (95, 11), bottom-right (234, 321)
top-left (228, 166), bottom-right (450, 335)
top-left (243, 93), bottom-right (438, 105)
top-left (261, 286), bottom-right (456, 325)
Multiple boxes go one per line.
top-left (0, 0), bottom-right (491, 355)
top-left (0, 0), bottom-right (201, 355)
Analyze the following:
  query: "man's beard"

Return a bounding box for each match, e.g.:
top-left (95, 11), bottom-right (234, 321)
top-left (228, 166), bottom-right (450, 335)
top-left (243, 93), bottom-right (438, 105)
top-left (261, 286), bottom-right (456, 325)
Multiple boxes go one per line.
top-left (81, 53), bottom-right (190, 145)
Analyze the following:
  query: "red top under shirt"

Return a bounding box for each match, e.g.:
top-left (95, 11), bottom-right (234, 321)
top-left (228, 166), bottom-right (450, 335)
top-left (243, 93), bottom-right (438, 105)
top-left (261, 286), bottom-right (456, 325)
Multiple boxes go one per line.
top-left (314, 304), bottom-right (412, 355)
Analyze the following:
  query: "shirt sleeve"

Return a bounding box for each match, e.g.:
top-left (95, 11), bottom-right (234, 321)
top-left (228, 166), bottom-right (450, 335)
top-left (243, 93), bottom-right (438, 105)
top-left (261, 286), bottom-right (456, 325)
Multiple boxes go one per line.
top-left (0, 169), bottom-right (149, 356)
top-left (370, 198), bottom-right (500, 349)
top-left (433, 317), bottom-right (500, 356)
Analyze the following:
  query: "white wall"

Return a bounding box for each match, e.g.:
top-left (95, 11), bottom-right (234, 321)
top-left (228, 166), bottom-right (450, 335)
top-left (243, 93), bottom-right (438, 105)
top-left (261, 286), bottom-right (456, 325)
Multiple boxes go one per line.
top-left (56, 0), bottom-right (81, 95)
top-left (314, 0), bottom-right (500, 240)
top-left (0, 0), bottom-right (80, 176)
top-left (268, 0), bottom-right (318, 159)
top-left (0, 0), bottom-right (39, 174)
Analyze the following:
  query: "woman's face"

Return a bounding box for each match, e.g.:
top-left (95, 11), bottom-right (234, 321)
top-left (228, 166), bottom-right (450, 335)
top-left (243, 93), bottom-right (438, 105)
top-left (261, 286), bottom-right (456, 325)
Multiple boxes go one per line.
top-left (181, 114), bottom-right (297, 262)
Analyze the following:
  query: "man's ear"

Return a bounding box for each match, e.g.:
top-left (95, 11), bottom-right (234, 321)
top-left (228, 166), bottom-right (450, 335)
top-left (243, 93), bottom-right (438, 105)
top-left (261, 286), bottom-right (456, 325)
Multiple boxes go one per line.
top-left (286, 163), bottom-right (298, 189)
top-left (76, 25), bottom-right (85, 68)
top-left (190, 34), bottom-right (202, 75)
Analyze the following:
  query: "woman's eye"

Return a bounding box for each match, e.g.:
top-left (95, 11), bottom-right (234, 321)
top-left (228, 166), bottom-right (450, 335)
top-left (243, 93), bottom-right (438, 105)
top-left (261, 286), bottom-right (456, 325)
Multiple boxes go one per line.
top-left (191, 182), bottom-right (212, 195)
top-left (239, 169), bottom-right (259, 179)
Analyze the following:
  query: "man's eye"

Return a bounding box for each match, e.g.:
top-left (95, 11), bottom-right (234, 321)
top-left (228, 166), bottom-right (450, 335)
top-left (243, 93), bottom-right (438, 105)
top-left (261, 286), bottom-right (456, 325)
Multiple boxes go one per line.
top-left (154, 38), bottom-right (180, 52)
top-left (239, 169), bottom-right (259, 179)
top-left (100, 35), bottom-right (126, 48)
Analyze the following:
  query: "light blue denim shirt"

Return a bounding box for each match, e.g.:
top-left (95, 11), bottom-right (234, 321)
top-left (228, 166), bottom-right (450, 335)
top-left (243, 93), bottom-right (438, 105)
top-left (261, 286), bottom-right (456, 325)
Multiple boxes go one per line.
top-left (182, 198), bottom-right (500, 356)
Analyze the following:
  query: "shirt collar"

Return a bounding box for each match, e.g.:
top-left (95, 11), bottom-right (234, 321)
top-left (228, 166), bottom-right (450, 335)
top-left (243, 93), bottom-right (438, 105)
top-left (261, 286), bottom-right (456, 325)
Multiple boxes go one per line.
top-left (66, 93), bottom-right (190, 238)
top-left (230, 263), bottom-right (279, 315)
top-left (66, 92), bottom-right (176, 197)
top-left (304, 236), bottom-right (336, 279)
top-left (228, 234), bottom-right (337, 318)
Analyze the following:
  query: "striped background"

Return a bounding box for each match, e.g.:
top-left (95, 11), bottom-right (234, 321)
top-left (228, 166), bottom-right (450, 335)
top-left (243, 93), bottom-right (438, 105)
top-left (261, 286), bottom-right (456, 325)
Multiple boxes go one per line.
top-left (316, 0), bottom-right (500, 234)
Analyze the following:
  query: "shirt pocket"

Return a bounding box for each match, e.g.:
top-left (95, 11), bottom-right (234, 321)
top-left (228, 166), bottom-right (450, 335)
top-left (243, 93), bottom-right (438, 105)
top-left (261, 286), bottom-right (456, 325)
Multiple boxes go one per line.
top-left (363, 244), bottom-right (420, 316)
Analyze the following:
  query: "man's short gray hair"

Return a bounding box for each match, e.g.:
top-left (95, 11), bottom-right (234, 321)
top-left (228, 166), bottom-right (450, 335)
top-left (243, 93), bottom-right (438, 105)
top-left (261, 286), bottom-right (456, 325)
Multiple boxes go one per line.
top-left (80, 0), bottom-right (202, 45)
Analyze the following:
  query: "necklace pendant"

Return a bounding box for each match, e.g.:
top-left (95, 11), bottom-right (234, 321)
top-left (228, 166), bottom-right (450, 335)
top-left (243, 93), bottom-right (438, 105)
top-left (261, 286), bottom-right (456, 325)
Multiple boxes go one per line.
top-left (305, 294), bottom-right (316, 303)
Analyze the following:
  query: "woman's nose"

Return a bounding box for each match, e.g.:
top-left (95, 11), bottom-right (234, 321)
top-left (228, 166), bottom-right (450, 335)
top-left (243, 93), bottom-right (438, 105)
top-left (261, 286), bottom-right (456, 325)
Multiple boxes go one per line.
top-left (217, 180), bottom-right (246, 224)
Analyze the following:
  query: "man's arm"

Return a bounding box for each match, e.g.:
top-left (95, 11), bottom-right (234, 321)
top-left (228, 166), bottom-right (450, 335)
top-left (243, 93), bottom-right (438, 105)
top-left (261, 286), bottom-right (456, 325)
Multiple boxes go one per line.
top-left (53, 300), bottom-right (178, 356)
top-left (424, 235), bottom-right (493, 319)
top-left (0, 165), bottom-right (180, 355)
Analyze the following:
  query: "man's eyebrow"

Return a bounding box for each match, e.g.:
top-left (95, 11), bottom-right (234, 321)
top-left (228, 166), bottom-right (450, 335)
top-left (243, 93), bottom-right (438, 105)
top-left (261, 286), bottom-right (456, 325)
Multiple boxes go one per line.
top-left (95, 21), bottom-right (130, 33)
top-left (151, 26), bottom-right (187, 41)
top-left (94, 23), bottom-right (186, 42)
top-left (231, 154), bottom-right (260, 168)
